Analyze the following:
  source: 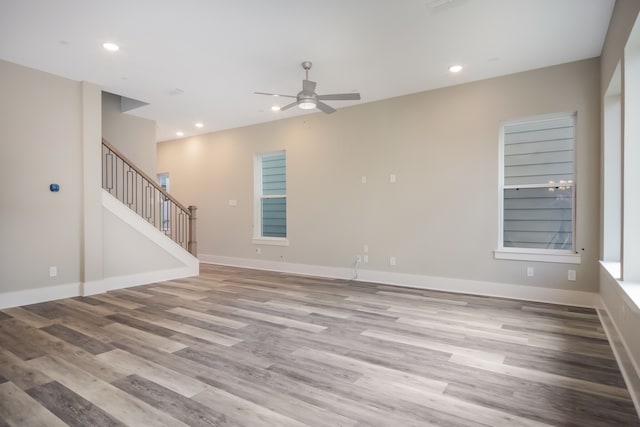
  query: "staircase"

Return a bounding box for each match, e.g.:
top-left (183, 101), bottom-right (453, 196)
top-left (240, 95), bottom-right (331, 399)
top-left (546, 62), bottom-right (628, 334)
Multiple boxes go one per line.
top-left (99, 138), bottom-right (199, 292)
top-left (101, 138), bottom-right (197, 256)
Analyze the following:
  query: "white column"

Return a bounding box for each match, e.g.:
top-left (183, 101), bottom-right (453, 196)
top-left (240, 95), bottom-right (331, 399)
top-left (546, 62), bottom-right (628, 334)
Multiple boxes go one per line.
top-left (81, 82), bottom-right (104, 295)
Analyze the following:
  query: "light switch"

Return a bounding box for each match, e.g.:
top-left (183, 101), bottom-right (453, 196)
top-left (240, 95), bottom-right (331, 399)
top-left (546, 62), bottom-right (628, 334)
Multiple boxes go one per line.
top-left (228, 199), bottom-right (237, 206)
top-left (390, 174), bottom-right (396, 183)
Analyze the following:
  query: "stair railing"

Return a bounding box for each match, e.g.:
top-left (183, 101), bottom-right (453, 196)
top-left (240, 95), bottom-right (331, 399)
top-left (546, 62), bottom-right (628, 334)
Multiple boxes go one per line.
top-left (101, 138), bottom-right (197, 256)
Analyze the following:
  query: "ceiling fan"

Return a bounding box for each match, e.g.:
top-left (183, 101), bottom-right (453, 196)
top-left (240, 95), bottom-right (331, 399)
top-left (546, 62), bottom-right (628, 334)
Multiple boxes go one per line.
top-left (255, 61), bottom-right (361, 114)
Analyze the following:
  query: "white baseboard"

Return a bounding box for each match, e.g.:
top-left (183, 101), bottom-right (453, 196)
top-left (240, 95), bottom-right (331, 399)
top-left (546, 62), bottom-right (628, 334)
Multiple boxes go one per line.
top-left (598, 305), bottom-right (640, 417)
top-left (199, 254), bottom-right (600, 308)
top-left (103, 266), bottom-right (199, 292)
top-left (81, 279), bottom-right (105, 296)
top-left (0, 265), bottom-right (200, 310)
top-left (0, 282), bottom-right (81, 310)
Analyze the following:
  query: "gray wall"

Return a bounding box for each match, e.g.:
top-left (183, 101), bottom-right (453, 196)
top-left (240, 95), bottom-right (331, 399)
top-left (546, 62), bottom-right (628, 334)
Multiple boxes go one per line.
top-left (102, 92), bottom-right (156, 178)
top-left (0, 59), bottom-right (83, 292)
top-left (158, 58), bottom-right (600, 292)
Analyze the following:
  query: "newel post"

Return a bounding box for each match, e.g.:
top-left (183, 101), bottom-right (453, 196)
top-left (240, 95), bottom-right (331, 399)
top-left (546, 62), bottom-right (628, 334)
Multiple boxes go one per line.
top-left (188, 205), bottom-right (198, 257)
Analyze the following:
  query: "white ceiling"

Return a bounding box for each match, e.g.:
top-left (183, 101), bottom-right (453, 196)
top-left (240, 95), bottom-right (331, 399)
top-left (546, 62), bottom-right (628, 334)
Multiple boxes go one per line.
top-left (0, 0), bottom-right (614, 142)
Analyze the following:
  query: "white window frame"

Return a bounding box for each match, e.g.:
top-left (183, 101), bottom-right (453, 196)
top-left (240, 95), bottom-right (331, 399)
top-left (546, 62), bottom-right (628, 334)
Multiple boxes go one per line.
top-left (253, 150), bottom-right (288, 246)
top-left (494, 112), bottom-right (581, 264)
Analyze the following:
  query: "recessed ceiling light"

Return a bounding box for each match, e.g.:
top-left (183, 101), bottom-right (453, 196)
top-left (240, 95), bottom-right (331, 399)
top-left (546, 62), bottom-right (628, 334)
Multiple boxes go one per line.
top-left (271, 106), bottom-right (281, 112)
top-left (176, 131), bottom-right (184, 137)
top-left (449, 64), bottom-right (463, 73)
top-left (102, 42), bottom-right (119, 52)
top-left (195, 122), bottom-right (204, 128)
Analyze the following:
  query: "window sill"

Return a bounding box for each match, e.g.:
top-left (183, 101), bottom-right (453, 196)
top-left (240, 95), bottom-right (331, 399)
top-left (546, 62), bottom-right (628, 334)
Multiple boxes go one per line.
top-left (600, 261), bottom-right (640, 314)
top-left (601, 260), bottom-right (621, 280)
top-left (494, 249), bottom-right (581, 264)
top-left (252, 237), bottom-right (289, 247)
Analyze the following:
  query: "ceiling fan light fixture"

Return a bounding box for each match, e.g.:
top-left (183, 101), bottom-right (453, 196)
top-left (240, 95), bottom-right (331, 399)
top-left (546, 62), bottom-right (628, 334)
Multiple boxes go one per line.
top-left (449, 64), bottom-right (463, 73)
top-left (271, 105), bottom-right (281, 111)
top-left (102, 42), bottom-right (119, 52)
top-left (298, 101), bottom-right (316, 110)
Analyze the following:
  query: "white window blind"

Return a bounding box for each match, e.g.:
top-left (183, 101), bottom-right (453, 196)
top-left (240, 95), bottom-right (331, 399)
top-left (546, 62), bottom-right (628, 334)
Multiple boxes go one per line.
top-left (259, 152), bottom-right (286, 238)
top-left (501, 114), bottom-right (575, 250)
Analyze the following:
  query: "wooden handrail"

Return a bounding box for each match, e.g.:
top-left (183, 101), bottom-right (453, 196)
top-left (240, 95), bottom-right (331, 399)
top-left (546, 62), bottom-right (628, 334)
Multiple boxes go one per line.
top-left (101, 138), bottom-right (190, 215)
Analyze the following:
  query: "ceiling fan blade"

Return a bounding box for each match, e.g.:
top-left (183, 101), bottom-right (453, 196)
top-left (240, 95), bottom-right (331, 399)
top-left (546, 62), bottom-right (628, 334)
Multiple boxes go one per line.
top-left (315, 101), bottom-right (336, 114)
top-left (280, 101), bottom-right (298, 111)
top-left (254, 92), bottom-right (296, 98)
top-left (317, 93), bottom-right (361, 101)
top-left (302, 80), bottom-right (316, 93)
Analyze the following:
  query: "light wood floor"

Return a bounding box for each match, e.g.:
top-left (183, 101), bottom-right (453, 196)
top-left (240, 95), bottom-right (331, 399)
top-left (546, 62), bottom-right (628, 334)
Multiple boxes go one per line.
top-left (0, 264), bottom-right (638, 426)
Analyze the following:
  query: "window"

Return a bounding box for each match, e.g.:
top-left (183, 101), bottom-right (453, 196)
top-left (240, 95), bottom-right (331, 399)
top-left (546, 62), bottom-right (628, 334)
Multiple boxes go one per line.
top-left (157, 173), bottom-right (170, 232)
top-left (495, 113), bottom-right (580, 264)
top-left (603, 63), bottom-right (622, 270)
top-left (623, 31), bottom-right (640, 282)
top-left (254, 151), bottom-right (288, 245)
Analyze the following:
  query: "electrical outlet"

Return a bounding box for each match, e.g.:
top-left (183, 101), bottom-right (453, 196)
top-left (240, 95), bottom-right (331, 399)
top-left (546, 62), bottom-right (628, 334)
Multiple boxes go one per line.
top-left (363, 245), bottom-right (369, 253)
top-left (361, 176), bottom-right (367, 184)
top-left (390, 174), bottom-right (396, 183)
top-left (363, 255), bottom-right (369, 264)
top-left (568, 270), bottom-right (576, 281)
top-left (390, 256), bottom-right (396, 266)
top-left (49, 266), bottom-right (57, 277)
top-left (526, 267), bottom-right (534, 277)
top-left (255, 248), bottom-right (261, 255)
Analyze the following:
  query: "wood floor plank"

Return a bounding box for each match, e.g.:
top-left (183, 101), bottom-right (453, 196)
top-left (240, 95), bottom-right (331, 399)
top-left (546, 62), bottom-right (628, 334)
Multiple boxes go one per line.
top-left (97, 349), bottom-right (210, 398)
top-left (27, 355), bottom-right (189, 427)
top-left (0, 381), bottom-right (66, 427)
top-left (190, 365), bottom-right (359, 427)
top-left (112, 374), bottom-right (236, 427)
top-left (120, 310), bottom-right (242, 347)
top-left (355, 376), bottom-right (552, 427)
top-left (40, 324), bottom-right (114, 355)
top-left (103, 322), bottom-right (188, 353)
top-left (0, 349), bottom-right (52, 390)
top-left (0, 320), bottom-right (48, 360)
top-left (192, 386), bottom-right (309, 427)
top-left (26, 381), bottom-right (127, 427)
top-left (361, 328), bottom-right (507, 364)
top-left (167, 306), bottom-right (249, 329)
top-left (449, 354), bottom-right (631, 400)
top-left (0, 307), bottom-right (54, 328)
top-left (292, 346), bottom-right (448, 393)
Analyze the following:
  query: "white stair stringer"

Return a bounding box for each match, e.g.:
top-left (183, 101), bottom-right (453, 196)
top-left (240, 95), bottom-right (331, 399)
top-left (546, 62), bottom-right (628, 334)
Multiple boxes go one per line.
top-left (93, 189), bottom-right (199, 295)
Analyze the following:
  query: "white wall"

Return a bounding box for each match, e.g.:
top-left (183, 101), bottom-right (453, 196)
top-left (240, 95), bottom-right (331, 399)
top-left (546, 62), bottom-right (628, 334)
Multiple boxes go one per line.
top-left (0, 59), bottom-right (83, 293)
top-left (0, 59), bottom-right (195, 306)
top-left (158, 58), bottom-right (600, 294)
top-left (598, 0), bottom-right (640, 404)
top-left (100, 191), bottom-right (198, 293)
top-left (102, 92), bottom-right (156, 178)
